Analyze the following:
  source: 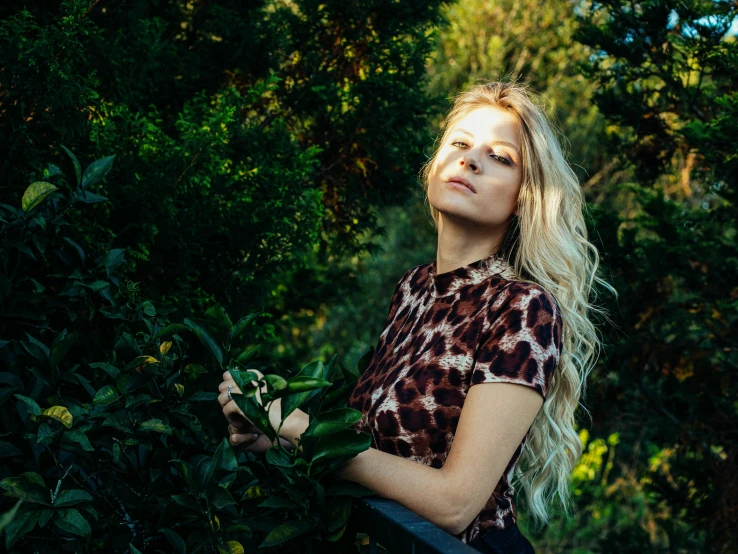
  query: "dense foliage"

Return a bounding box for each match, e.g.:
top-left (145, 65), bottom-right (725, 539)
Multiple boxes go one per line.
top-left (0, 153), bottom-right (380, 552)
top-left (0, 0), bottom-right (445, 319)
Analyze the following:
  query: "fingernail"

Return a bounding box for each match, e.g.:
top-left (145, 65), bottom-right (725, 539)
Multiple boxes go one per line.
top-left (252, 433), bottom-right (259, 439)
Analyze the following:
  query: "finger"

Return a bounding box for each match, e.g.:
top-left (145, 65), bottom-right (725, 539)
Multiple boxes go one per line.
top-left (218, 379), bottom-right (241, 395)
top-left (218, 390), bottom-right (233, 409)
top-left (229, 430), bottom-right (260, 448)
top-left (239, 433), bottom-right (273, 453)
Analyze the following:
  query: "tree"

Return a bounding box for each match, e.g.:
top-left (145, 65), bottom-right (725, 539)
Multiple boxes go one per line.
top-left (0, 0), bottom-right (446, 319)
top-left (574, 2), bottom-right (738, 550)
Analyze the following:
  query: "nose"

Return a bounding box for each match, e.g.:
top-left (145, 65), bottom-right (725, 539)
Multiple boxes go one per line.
top-left (460, 157), bottom-right (479, 173)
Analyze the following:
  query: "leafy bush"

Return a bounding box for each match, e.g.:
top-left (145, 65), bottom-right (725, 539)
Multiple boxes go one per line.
top-left (0, 152), bottom-right (376, 553)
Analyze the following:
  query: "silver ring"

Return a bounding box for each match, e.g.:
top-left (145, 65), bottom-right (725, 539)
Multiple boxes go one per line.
top-left (227, 385), bottom-right (233, 401)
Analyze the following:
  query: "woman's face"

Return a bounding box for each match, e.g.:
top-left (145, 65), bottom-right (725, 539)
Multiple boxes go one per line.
top-left (427, 105), bottom-right (523, 229)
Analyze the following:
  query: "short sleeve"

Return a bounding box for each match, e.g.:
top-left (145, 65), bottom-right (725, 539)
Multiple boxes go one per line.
top-left (471, 284), bottom-right (564, 401)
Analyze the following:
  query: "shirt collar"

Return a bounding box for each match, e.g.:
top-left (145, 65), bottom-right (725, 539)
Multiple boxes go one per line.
top-left (428, 252), bottom-right (517, 297)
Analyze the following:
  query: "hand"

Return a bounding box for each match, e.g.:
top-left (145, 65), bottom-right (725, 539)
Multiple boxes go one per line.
top-left (217, 369), bottom-right (294, 453)
top-left (227, 421), bottom-right (295, 453)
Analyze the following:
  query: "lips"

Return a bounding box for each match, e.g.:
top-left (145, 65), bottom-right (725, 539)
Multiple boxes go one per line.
top-left (447, 176), bottom-right (476, 193)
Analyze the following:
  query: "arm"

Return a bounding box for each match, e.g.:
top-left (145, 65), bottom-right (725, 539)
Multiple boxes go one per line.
top-left (282, 409), bottom-right (461, 534)
top-left (284, 382), bottom-right (543, 536)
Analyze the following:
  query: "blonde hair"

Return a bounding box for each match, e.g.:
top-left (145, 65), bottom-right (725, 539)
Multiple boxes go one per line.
top-left (420, 80), bottom-right (617, 531)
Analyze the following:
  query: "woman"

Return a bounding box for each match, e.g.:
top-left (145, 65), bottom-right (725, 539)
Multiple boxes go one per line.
top-left (218, 81), bottom-right (614, 553)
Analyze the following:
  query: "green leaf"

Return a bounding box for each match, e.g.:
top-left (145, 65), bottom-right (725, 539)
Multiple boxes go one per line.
top-left (184, 391), bottom-right (219, 402)
top-left (183, 363), bottom-right (207, 379)
top-left (36, 422), bottom-right (56, 445)
top-left (298, 360), bottom-right (325, 379)
top-left (38, 508), bottom-right (54, 528)
top-left (138, 419), bottom-right (172, 434)
top-left (184, 318), bottom-right (223, 366)
top-left (54, 489), bottom-right (93, 507)
top-left (229, 369), bottom-right (261, 396)
top-left (50, 330), bottom-right (77, 370)
top-left (0, 499), bottom-right (22, 533)
top-left (23, 332), bottom-right (50, 361)
top-left (230, 313), bottom-right (260, 342)
top-left (53, 508), bottom-right (90, 537)
top-left (76, 190), bottom-right (108, 204)
top-left (45, 163), bottom-right (63, 178)
top-left (311, 429), bottom-right (372, 465)
top-left (263, 374), bottom-right (289, 393)
top-left (63, 430), bottom-right (94, 452)
top-left (220, 438), bottom-right (238, 471)
top-left (81, 155), bottom-right (115, 189)
top-left (89, 362), bottom-right (120, 379)
top-left (4, 508), bottom-right (39, 549)
top-left (0, 440), bottom-right (22, 458)
top-left (265, 446), bottom-right (296, 468)
top-left (22, 181), bottom-right (58, 213)
top-left (204, 303), bottom-right (233, 340)
top-left (0, 474), bottom-right (49, 505)
top-left (14, 394), bottom-right (41, 417)
top-left (62, 237), bottom-right (86, 265)
top-left (159, 527), bottom-right (186, 554)
top-left (93, 385), bottom-right (119, 406)
top-left (285, 376), bottom-right (331, 393)
top-left (203, 440), bottom-right (225, 488)
top-left (60, 145), bottom-right (82, 186)
top-left (231, 394), bottom-right (270, 436)
top-left (154, 323), bottom-right (189, 340)
top-left (208, 485), bottom-right (237, 509)
top-left (259, 519), bottom-right (316, 548)
top-left (129, 543), bottom-right (143, 554)
top-left (97, 248), bottom-right (126, 274)
top-left (235, 345), bottom-right (260, 365)
top-left (305, 408), bottom-right (362, 438)
top-left (325, 497), bottom-right (352, 532)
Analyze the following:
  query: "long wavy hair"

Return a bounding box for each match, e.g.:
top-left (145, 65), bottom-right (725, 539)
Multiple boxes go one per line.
top-left (420, 80), bottom-right (617, 531)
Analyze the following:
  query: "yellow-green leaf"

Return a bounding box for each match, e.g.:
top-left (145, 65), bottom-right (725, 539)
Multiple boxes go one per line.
top-left (242, 485), bottom-right (266, 499)
top-left (159, 341), bottom-right (172, 355)
top-left (138, 419), bottom-right (172, 434)
top-left (22, 182), bottom-right (58, 213)
top-left (174, 383), bottom-right (184, 396)
top-left (38, 406), bottom-right (73, 428)
top-left (219, 541), bottom-right (244, 554)
top-left (128, 355), bottom-right (159, 373)
top-left (93, 385), bottom-right (119, 406)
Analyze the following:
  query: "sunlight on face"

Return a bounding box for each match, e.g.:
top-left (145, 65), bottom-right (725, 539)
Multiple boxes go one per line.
top-left (428, 106), bottom-right (523, 229)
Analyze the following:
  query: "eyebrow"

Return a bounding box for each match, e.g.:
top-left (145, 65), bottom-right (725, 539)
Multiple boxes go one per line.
top-left (452, 128), bottom-right (521, 156)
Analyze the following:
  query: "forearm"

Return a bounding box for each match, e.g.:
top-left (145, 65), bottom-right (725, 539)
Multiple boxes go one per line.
top-left (336, 447), bottom-right (461, 534)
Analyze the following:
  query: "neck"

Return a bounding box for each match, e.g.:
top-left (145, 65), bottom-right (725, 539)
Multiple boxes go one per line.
top-left (435, 214), bottom-right (509, 275)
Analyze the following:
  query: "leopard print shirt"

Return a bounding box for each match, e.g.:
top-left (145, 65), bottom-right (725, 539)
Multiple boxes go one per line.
top-left (346, 252), bottom-right (564, 544)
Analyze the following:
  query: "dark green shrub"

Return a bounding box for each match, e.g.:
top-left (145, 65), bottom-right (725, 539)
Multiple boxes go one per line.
top-left (0, 152), bottom-right (376, 553)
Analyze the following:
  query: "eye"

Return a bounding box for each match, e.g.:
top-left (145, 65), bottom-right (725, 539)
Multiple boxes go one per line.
top-left (451, 141), bottom-right (468, 148)
top-left (490, 153), bottom-right (512, 166)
